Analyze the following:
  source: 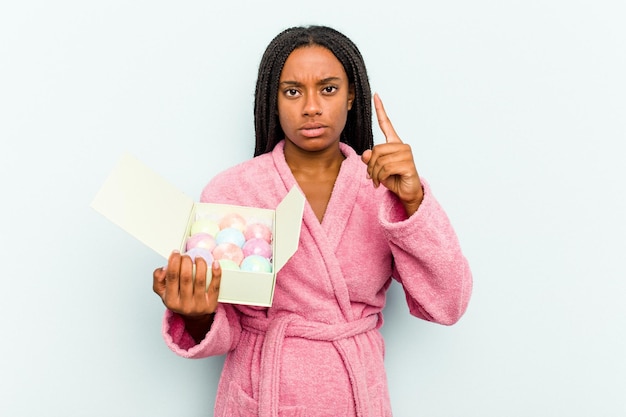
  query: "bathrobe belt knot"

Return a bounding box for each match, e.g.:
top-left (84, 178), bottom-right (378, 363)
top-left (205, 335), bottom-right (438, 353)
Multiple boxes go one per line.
top-left (241, 314), bottom-right (381, 417)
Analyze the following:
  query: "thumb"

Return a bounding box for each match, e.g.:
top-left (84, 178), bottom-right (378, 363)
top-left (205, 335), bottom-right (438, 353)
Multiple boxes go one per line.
top-left (361, 149), bottom-right (372, 164)
top-left (153, 266), bottom-right (167, 297)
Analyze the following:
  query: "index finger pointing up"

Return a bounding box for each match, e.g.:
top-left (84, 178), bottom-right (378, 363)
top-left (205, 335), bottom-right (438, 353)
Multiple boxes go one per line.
top-left (374, 93), bottom-right (402, 143)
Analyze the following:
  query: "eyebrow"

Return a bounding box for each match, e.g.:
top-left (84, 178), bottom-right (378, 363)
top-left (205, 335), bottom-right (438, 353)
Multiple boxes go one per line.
top-left (279, 77), bottom-right (343, 87)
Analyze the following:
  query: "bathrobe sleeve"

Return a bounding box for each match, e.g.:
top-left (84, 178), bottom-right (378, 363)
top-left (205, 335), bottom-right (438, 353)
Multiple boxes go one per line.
top-left (160, 162), bottom-right (260, 357)
top-left (160, 153), bottom-right (278, 357)
top-left (378, 179), bottom-right (473, 325)
top-left (162, 302), bottom-right (242, 358)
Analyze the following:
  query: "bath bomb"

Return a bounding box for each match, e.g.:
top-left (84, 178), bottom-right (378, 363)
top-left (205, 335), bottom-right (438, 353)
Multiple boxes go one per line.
top-left (242, 238), bottom-right (273, 259)
top-left (190, 219), bottom-right (220, 237)
top-left (184, 247), bottom-right (214, 264)
top-left (212, 242), bottom-right (244, 265)
top-left (186, 233), bottom-right (216, 252)
top-left (244, 222), bottom-right (273, 244)
top-left (218, 259), bottom-right (240, 271)
top-left (219, 212), bottom-right (247, 232)
top-left (215, 227), bottom-right (246, 248)
top-left (241, 255), bottom-right (272, 273)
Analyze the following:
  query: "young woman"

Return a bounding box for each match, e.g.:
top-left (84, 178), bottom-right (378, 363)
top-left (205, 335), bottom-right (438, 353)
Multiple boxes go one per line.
top-left (153, 25), bottom-right (472, 417)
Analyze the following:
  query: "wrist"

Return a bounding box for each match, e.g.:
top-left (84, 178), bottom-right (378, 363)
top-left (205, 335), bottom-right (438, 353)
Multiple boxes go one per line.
top-left (180, 313), bottom-right (215, 344)
top-left (402, 187), bottom-right (424, 217)
top-left (181, 312), bottom-right (214, 322)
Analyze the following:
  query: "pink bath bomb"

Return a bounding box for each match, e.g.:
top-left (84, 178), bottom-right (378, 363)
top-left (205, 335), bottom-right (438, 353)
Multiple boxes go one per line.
top-left (212, 242), bottom-right (244, 265)
top-left (184, 247), bottom-right (214, 264)
top-left (186, 233), bottom-right (217, 252)
top-left (242, 238), bottom-right (273, 259)
top-left (219, 212), bottom-right (247, 232)
top-left (244, 222), bottom-right (272, 243)
top-left (241, 255), bottom-right (272, 273)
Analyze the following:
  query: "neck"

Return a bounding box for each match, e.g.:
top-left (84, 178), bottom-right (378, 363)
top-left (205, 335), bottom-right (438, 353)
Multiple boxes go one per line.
top-left (283, 141), bottom-right (345, 178)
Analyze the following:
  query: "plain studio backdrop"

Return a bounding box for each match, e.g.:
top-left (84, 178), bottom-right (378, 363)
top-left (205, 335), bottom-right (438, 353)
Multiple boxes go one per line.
top-left (1, 1), bottom-right (624, 416)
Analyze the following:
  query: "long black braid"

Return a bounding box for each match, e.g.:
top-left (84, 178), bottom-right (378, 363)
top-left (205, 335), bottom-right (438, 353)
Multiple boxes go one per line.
top-left (253, 25), bottom-right (373, 157)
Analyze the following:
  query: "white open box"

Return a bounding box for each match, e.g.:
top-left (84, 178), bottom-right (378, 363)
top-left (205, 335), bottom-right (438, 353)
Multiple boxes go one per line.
top-left (91, 153), bottom-right (305, 307)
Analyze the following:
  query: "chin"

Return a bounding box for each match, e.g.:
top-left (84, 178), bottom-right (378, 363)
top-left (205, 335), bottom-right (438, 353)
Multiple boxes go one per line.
top-left (288, 137), bottom-right (340, 153)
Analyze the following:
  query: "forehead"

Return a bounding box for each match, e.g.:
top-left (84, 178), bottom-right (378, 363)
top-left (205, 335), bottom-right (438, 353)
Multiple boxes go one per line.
top-left (279, 45), bottom-right (347, 81)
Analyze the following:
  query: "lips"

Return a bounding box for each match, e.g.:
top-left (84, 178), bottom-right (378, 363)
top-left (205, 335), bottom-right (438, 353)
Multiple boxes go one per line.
top-left (300, 123), bottom-right (326, 138)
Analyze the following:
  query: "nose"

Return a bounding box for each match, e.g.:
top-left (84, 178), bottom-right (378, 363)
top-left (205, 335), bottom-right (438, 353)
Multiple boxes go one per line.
top-left (303, 93), bottom-right (322, 116)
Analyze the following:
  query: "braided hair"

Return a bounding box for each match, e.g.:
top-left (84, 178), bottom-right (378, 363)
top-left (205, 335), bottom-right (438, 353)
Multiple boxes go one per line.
top-left (253, 25), bottom-right (373, 157)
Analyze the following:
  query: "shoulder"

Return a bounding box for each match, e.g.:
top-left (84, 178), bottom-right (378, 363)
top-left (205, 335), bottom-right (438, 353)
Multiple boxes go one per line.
top-left (200, 153), bottom-right (275, 205)
top-left (210, 153), bottom-right (273, 187)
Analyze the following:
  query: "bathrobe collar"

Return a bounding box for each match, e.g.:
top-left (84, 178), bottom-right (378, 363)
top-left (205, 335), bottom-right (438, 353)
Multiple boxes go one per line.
top-left (271, 140), bottom-right (363, 254)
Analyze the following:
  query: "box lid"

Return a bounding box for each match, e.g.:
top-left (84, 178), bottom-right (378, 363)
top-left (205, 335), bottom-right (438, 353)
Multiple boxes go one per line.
top-left (273, 186), bottom-right (305, 273)
top-left (90, 153), bottom-right (194, 259)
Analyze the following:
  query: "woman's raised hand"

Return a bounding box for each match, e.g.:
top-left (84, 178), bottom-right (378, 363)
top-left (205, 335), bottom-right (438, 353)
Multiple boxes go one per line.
top-left (361, 93), bottom-right (424, 216)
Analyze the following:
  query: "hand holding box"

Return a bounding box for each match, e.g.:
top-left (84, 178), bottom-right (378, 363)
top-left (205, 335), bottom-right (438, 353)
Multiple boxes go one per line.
top-left (91, 153), bottom-right (305, 307)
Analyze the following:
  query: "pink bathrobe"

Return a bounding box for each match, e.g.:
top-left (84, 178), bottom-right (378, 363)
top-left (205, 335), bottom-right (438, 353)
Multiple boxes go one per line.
top-left (162, 141), bottom-right (472, 417)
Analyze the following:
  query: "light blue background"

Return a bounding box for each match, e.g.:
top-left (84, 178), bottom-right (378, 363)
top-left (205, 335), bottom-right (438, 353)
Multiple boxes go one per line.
top-left (1, 1), bottom-right (625, 416)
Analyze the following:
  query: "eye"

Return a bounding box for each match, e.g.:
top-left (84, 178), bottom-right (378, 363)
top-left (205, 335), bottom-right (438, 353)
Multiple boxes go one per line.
top-left (284, 88), bottom-right (300, 98)
top-left (322, 86), bottom-right (338, 94)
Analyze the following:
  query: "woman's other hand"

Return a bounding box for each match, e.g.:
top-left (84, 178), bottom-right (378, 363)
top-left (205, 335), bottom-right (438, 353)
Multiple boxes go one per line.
top-left (153, 251), bottom-right (221, 342)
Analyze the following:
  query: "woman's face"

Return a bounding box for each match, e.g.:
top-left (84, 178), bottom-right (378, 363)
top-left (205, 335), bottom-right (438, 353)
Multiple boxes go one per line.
top-left (277, 45), bottom-right (354, 154)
